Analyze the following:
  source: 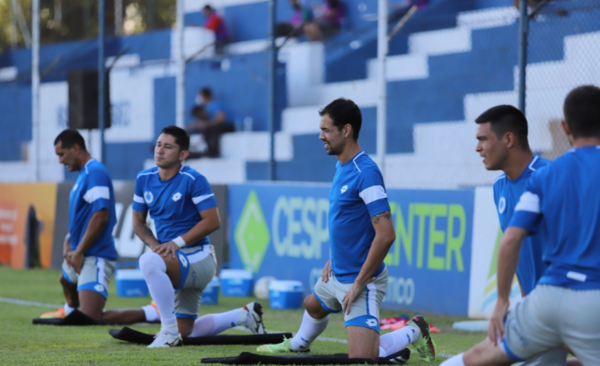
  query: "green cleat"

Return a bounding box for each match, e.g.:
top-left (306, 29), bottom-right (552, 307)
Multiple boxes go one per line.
top-left (256, 337), bottom-right (310, 353)
top-left (406, 315), bottom-right (438, 362)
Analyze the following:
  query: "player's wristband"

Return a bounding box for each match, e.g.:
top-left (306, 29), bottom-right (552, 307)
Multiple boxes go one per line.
top-left (172, 236), bottom-right (186, 248)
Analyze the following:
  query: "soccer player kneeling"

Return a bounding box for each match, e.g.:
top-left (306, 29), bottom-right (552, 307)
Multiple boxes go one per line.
top-left (133, 126), bottom-right (265, 348)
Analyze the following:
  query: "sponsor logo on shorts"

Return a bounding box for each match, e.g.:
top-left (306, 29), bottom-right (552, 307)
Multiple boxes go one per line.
top-left (179, 253), bottom-right (188, 268)
top-left (144, 191), bottom-right (154, 204)
top-left (94, 284), bottom-right (105, 292)
top-left (366, 319), bottom-right (378, 327)
top-left (498, 197), bottom-right (506, 214)
top-left (341, 185), bottom-right (348, 194)
top-left (172, 192), bottom-right (182, 202)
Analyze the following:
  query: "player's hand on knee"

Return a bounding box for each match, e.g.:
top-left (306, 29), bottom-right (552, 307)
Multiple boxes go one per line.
top-left (154, 241), bottom-right (179, 259)
top-left (488, 298), bottom-right (509, 345)
top-left (321, 260), bottom-right (332, 283)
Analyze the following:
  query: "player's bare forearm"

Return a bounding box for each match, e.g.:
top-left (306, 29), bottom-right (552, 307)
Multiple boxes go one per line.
top-left (355, 211), bottom-right (395, 286)
top-left (497, 226), bottom-right (527, 301)
top-left (132, 210), bottom-right (160, 249)
top-left (179, 207), bottom-right (221, 245)
top-left (75, 209), bottom-right (109, 255)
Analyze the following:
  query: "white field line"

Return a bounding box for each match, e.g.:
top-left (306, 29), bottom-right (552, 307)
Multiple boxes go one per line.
top-left (2, 297), bottom-right (455, 358)
top-left (0, 297), bottom-right (61, 308)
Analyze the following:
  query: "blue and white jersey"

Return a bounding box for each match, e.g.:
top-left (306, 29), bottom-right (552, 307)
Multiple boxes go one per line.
top-left (510, 146), bottom-right (600, 290)
top-left (329, 151), bottom-right (391, 284)
top-left (493, 156), bottom-right (549, 295)
top-left (132, 165), bottom-right (217, 248)
top-left (69, 159), bottom-right (117, 260)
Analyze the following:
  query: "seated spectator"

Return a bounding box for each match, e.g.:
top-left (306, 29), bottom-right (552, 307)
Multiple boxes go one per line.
top-left (202, 5), bottom-right (229, 54)
top-left (185, 88), bottom-right (235, 158)
top-left (275, 0), bottom-right (314, 38)
top-left (390, 0), bottom-right (429, 22)
top-left (303, 0), bottom-right (344, 41)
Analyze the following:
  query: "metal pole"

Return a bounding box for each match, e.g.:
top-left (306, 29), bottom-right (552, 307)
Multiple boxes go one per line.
top-left (115, 0), bottom-right (123, 35)
top-left (32, 0), bottom-right (40, 181)
top-left (517, 0), bottom-right (528, 113)
top-left (148, 0), bottom-right (156, 30)
top-left (99, 0), bottom-right (106, 163)
top-left (9, 0), bottom-right (17, 48)
top-left (268, 0), bottom-right (277, 181)
top-left (175, 0), bottom-right (185, 128)
top-left (376, 0), bottom-right (388, 177)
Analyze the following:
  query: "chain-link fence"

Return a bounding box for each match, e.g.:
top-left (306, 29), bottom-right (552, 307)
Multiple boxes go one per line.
top-left (526, 0), bottom-right (600, 161)
top-left (378, 0), bottom-right (600, 189)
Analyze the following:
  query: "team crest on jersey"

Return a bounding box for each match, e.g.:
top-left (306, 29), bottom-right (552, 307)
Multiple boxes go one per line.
top-left (498, 197), bottom-right (506, 214)
top-left (179, 253), bottom-right (188, 268)
top-left (341, 185), bottom-right (348, 193)
top-left (172, 192), bottom-right (182, 202)
top-left (144, 191), bottom-right (154, 204)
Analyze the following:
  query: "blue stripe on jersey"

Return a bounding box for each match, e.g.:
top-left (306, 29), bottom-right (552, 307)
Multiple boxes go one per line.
top-left (328, 151), bottom-right (390, 284)
top-left (492, 156), bottom-right (548, 295)
top-left (509, 146), bottom-right (600, 290)
top-left (133, 165), bottom-right (217, 248)
top-left (68, 159), bottom-right (117, 260)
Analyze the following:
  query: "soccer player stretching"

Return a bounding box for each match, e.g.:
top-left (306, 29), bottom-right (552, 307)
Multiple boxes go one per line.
top-left (257, 99), bottom-right (437, 362)
top-left (475, 105), bottom-right (578, 365)
top-left (133, 126), bottom-right (265, 348)
top-left (43, 129), bottom-right (160, 324)
top-left (442, 86), bottom-right (600, 366)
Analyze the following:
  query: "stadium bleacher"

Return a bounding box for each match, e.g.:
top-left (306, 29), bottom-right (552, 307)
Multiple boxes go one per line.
top-left (1, 0), bottom-right (599, 187)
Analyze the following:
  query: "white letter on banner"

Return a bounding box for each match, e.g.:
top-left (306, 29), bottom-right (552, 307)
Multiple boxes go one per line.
top-left (287, 197), bottom-right (303, 257)
top-left (315, 198), bottom-right (329, 259)
top-left (272, 196), bottom-right (288, 257)
top-left (301, 197), bottom-right (316, 259)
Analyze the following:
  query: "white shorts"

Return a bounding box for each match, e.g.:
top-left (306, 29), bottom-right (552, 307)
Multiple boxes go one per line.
top-left (174, 245), bottom-right (217, 319)
top-left (313, 268), bottom-right (388, 333)
top-left (503, 284), bottom-right (600, 365)
top-left (62, 256), bottom-right (116, 299)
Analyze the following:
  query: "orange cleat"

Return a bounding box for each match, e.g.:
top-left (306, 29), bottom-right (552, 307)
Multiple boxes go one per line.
top-left (40, 307), bottom-right (66, 319)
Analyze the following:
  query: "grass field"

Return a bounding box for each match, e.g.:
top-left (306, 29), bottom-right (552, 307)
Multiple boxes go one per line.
top-left (0, 266), bottom-right (484, 365)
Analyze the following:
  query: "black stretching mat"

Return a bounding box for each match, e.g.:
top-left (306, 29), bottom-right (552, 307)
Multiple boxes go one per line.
top-left (32, 310), bottom-right (99, 326)
top-left (109, 327), bottom-right (294, 346)
top-left (201, 350), bottom-right (411, 365)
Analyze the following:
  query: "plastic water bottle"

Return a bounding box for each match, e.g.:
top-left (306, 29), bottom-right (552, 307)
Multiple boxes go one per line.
top-left (243, 117), bottom-right (253, 132)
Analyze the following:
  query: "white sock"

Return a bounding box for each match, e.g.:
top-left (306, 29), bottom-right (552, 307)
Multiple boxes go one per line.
top-left (378, 325), bottom-right (421, 357)
top-left (190, 308), bottom-right (246, 337)
top-left (139, 252), bottom-right (177, 334)
top-left (64, 302), bottom-right (76, 316)
top-left (142, 304), bottom-right (160, 322)
top-left (440, 353), bottom-right (465, 366)
top-left (290, 311), bottom-right (330, 351)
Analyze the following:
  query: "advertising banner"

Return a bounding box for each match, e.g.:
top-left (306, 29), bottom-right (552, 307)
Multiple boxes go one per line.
top-left (468, 187), bottom-right (521, 318)
top-left (0, 184), bottom-right (58, 269)
top-left (228, 183), bottom-right (475, 316)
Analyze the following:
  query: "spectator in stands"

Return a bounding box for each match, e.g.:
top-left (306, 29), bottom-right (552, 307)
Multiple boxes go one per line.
top-left (185, 87), bottom-right (235, 158)
top-left (275, 0), bottom-right (314, 38)
top-left (202, 5), bottom-right (229, 54)
top-left (303, 0), bottom-right (344, 41)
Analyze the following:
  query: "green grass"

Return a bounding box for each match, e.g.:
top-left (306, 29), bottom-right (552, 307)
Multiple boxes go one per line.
top-left (0, 266), bottom-right (483, 365)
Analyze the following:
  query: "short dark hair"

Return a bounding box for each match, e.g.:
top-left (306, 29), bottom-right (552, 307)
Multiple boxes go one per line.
top-left (475, 105), bottom-right (529, 149)
top-left (160, 126), bottom-right (190, 151)
top-left (54, 129), bottom-right (87, 151)
top-left (200, 87), bottom-right (213, 99)
top-left (203, 5), bottom-right (214, 12)
top-left (563, 85), bottom-right (600, 139)
top-left (319, 98), bottom-right (362, 140)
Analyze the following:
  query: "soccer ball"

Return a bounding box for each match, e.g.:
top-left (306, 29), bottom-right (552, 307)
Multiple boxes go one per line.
top-left (254, 276), bottom-right (276, 299)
